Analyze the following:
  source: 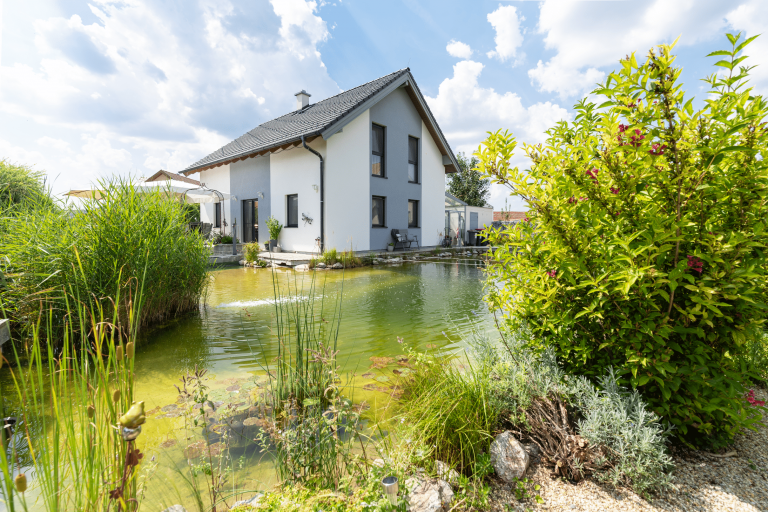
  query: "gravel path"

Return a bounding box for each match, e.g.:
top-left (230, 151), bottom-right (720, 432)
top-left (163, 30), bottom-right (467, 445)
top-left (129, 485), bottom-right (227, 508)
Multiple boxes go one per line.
top-left (491, 388), bottom-right (768, 512)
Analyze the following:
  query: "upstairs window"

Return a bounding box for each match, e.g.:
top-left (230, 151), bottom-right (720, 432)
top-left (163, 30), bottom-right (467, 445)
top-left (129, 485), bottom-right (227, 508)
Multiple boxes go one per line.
top-left (287, 194), bottom-right (298, 227)
top-left (372, 196), bottom-right (385, 227)
top-left (214, 202), bottom-right (222, 228)
top-left (408, 136), bottom-right (419, 183)
top-left (372, 124), bottom-right (385, 177)
top-left (408, 200), bottom-right (419, 227)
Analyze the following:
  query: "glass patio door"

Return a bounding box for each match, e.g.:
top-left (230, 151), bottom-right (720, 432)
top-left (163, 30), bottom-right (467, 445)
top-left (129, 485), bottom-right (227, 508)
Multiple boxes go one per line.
top-left (242, 199), bottom-right (258, 243)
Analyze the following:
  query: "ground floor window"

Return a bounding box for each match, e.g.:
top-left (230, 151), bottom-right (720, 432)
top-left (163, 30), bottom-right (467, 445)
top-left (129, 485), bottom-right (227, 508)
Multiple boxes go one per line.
top-left (408, 200), bottom-right (419, 228)
top-left (372, 196), bottom-right (385, 227)
top-left (287, 194), bottom-right (298, 227)
top-left (214, 202), bottom-right (222, 228)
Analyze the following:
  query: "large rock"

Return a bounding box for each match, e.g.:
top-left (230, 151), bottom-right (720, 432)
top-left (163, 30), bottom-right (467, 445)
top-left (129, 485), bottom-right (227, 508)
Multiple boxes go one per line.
top-left (229, 493), bottom-right (263, 510)
top-left (406, 476), bottom-right (453, 512)
top-left (161, 506), bottom-right (187, 512)
top-left (294, 264), bottom-right (309, 271)
top-left (316, 262), bottom-right (327, 269)
top-left (435, 461), bottom-right (460, 484)
top-left (331, 262), bottom-right (343, 269)
top-left (490, 431), bottom-right (530, 482)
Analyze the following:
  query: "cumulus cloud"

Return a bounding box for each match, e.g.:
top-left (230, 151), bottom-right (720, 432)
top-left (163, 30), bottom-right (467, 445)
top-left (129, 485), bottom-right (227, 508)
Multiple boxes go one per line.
top-left (486, 5), bottom-right (524, 63)
top-left (0, 0), bottom-right (340, 193)
top-left (446, 40), bottom-right (473, 59)
top-left (425, 60), bottom-right (569, 209)
top-left (725, 0), bottom-right (768, 94)
top-left (529, 0), bottom-right (736, 99)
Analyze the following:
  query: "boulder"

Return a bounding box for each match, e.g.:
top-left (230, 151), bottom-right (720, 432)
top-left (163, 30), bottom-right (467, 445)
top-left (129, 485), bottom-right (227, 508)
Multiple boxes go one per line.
top-left (490, 431), bottom-right (530, 482)
top-left (331, 262), bottom-right (343, 269)
top-left (387, 258), bottom-right (402, 263)
top-left (229, 493), bottom-right (263, 510)
top-left (239, 259), bottom-right (245, 266)
top-left (294, 264), bottom-right (309, 271)
top-left (161, 506), bottom-right (187, 512)
top-left (316, 262), bottom-right (327, 269)
top-left (435, 461), bottom-right (460, 484)
top-left (406, 476), bottom-right (453, 512)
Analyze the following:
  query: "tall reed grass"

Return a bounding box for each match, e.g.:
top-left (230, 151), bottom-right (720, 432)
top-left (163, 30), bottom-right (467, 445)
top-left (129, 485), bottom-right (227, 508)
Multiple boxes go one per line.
top-left (0, 175), bottom-right (209, 338)
top-left (0, 273), bottom-right (145, 511)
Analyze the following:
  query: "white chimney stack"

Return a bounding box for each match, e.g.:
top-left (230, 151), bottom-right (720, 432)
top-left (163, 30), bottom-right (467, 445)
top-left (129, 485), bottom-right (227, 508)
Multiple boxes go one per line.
top-left (295, 90), bottom-right (311, 110)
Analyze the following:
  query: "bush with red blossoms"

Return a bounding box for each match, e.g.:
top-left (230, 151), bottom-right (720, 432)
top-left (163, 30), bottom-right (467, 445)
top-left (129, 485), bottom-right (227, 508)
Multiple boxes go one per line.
top-left (476, 33), bottom-right (768, 449)
top-left (745, 389), bottom-right (766, 408)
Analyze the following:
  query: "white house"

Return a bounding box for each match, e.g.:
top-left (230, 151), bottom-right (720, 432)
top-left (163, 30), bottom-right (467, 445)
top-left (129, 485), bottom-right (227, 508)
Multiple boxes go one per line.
top-left (181, 69), bottom-right (460, 253)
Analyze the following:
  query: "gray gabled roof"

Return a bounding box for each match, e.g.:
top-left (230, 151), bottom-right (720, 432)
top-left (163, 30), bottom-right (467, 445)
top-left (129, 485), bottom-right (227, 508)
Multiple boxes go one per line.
top-left (182, 68), bottom-right (459, 174)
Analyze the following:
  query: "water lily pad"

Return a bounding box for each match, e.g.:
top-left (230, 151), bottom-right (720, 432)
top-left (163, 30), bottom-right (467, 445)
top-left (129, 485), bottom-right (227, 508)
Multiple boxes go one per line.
top-left (375, 375), bottom-right (389, 383)
top-left (183, 441), bottom-right (206, 459)
top-left (393, 368), bottom-right (413, 377)
top-left (226, 384), bottom-right (241, 392)
top-left (370, 356), bottom-right (394, 369)
top-left (161, 404), bottom-right (178, 413)
top-left (361, 372), bottom-right (375, 379)
top-left (159, 439), bottom-right (177, 449)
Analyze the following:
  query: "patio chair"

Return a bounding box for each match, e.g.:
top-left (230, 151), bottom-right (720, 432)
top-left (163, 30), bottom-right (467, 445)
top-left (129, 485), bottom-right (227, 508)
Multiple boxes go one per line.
top-left (200, 223), bottom-right (213, 240)
top-left (391, 229), bottom-right (420, 251)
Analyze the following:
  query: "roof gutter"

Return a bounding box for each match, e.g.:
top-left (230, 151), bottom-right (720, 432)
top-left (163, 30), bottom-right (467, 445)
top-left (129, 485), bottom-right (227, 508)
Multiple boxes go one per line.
top-left (301, 135), bottom-right (324, 253)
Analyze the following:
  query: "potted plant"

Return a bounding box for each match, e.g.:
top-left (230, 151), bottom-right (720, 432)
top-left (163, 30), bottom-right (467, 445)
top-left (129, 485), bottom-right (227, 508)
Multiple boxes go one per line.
top-left (387, 242), bottom-right (394, 252)
top-left (266, 216), bottom-right (282, 251)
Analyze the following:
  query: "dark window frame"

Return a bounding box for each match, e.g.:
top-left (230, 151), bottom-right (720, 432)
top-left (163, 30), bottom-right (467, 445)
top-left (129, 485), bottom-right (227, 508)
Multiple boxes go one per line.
top-left (286, 194), bottom-right (299, 228)
top-left (371, 124), bottom-right (386, 178)
top-left (408, 199), bottom-right (419, 228)
top-left (408, 136), bottom-right (419, 183)
top-left (214, 202), bottom-right (222, 228)
top-left (372, 195), bottom-right (386, 228)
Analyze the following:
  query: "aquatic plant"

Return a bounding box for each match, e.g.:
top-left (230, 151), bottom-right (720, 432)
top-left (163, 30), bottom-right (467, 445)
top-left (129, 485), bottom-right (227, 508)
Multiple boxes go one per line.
top-left (0, 272), bottom-right (146, 511)
top-left (0, 175), bottom-right (209, 338)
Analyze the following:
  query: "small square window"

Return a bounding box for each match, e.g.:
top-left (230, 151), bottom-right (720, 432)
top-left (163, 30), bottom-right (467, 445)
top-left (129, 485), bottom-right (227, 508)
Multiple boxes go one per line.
top-left (408, 200), bottom-right (419, 228)
top-left (287, 194), bottom-right (298, 227)
top-left (372, 196), bottom-right (385, 227)
top-left (408, 136), bottom-right (419, 183)
top-left (372, 124), bottom-right (385, 177)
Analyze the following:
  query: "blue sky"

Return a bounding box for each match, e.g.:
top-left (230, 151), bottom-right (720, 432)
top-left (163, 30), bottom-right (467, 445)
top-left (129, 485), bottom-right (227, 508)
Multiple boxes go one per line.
top-left (2, 0), bottom-right (767, 209)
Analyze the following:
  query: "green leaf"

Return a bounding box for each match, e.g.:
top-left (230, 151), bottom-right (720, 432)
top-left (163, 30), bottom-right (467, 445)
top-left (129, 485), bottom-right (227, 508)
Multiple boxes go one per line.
top-left (706, 50), bottom-right (732, 58)
top-left (735, 34), bottom-right (759, 54)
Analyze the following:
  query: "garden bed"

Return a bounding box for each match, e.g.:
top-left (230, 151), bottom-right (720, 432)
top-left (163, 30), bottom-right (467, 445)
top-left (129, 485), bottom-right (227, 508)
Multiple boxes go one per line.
top-left (490, 388), bottom-right (768, 512)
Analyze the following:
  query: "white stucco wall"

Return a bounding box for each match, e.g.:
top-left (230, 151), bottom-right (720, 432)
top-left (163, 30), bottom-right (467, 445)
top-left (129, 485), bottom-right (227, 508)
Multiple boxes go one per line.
top-left (325, 109), bottom-right (371, 251)
top-left (269, 139), bottom-right (325, 253)
top-left (467, 205), bottom-right (494, 229)
top-left (198, 164), bottom-right (231, 234)
top-left (421, 120), bottom-right (446, 246)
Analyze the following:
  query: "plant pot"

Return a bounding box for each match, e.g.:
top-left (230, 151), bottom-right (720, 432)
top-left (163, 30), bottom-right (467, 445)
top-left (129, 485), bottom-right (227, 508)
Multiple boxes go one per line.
top-left (269, 240), bottom-right (277, 251)
top-left (264, 242), bottom-right (270, 251)
top-left (387, 245), bottom-right (394, 252)
top-left (274, 246), bottom-right (282, 253)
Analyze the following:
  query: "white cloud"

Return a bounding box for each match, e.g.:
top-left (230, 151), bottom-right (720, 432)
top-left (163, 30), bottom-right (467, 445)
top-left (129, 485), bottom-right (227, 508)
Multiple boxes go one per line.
top-left (529, 0), bottom-right (737, 99)
top-left (725, 0), bottom-right (768, 94)
top-left (425, 60), bottom-right (570, 210)
top-left (446, 40), bottom-right (472, 59)
top-left (0, 0), bottom-right (340, 194)
top-left (486, 5), bottom-right (524, 63)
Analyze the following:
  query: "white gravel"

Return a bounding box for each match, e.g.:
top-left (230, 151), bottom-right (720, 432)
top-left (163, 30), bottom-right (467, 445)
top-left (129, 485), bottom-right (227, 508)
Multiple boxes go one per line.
top-left (491, 388), bottom-right (768, 512)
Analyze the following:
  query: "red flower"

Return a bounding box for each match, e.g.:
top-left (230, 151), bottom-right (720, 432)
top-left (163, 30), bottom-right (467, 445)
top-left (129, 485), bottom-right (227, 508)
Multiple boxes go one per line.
top-left (649, 143), bottom-right (667, 156)
top-left (610, 187), bottom-right (619, 194)
top-left (630, 129), bottom-right (645, 148)
top-left (746, 389), bottom-right (766, 407)
top-left (546, 270), bottom-right (557, 278)
top-left (586, 168), bottom-right (599, 184)
top-left (686, 255), bottom-right (703, 274)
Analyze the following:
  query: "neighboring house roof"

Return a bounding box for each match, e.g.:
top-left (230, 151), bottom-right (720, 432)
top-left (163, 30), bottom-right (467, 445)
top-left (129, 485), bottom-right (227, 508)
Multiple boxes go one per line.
top-left (145, 169), bottom-right (201, 186)
top-left (182, 68), bottom-right (460, 175)
top-left (494, 211), bottom-right (527, 222)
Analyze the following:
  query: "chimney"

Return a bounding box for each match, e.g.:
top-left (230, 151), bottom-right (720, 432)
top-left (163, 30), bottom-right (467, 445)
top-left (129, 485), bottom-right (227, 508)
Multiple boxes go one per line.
top-left (295, 90), bottom-right (311, 110)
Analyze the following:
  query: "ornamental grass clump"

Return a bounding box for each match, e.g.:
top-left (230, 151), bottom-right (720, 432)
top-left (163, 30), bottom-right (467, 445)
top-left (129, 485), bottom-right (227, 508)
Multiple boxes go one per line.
top-left (476, 33), bottom-right (768, 448)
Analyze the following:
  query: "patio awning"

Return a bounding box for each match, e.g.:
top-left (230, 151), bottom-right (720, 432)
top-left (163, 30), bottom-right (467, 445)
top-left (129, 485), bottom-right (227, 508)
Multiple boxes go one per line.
top-left (64, 182), bottom-right (235, 203)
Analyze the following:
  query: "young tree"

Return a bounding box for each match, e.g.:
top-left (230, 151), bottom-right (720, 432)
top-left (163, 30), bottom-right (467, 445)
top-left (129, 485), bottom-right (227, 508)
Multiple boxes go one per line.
top-left (447, 152), bottom-right (490, 206)
top-left (476, 34), bottom-right (767, 448)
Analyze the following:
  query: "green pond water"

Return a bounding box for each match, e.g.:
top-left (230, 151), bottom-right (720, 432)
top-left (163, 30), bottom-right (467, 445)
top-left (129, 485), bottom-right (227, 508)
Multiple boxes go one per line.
top-left (1, 259), bottom-right (495, 510)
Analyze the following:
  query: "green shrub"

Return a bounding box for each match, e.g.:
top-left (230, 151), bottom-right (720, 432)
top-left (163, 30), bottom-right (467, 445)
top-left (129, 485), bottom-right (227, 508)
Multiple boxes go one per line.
top-left (569, 369), bottom-right (674, 496)
top-left (0, 176), bottom-right (209, 334)
top-left (243, 241), bottom-right (261, 262)
top-left (738, 328), bottom-right (768, 384)
top-left (266, 215), bottom-right (282, 240)
top-left (476, 33), bottom-right (767, 447)
top-left (0, 159), bottom-right (48, 208)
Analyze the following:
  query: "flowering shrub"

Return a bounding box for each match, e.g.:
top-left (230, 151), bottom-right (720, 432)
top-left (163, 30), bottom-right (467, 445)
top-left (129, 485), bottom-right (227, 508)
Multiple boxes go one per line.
top-left (476, 34), bottom-right (767, 448)
top-left (745, 389), bottom-right (766, 408)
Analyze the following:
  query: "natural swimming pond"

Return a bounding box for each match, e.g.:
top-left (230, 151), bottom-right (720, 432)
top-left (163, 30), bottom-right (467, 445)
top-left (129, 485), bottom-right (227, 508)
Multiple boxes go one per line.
top-left (1, 259), bottom-right (495, 510)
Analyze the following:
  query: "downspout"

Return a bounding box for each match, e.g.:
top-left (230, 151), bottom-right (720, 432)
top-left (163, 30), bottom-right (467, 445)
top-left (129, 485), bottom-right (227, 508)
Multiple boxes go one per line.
top-left (301, 135), bottom-right (324, 253)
